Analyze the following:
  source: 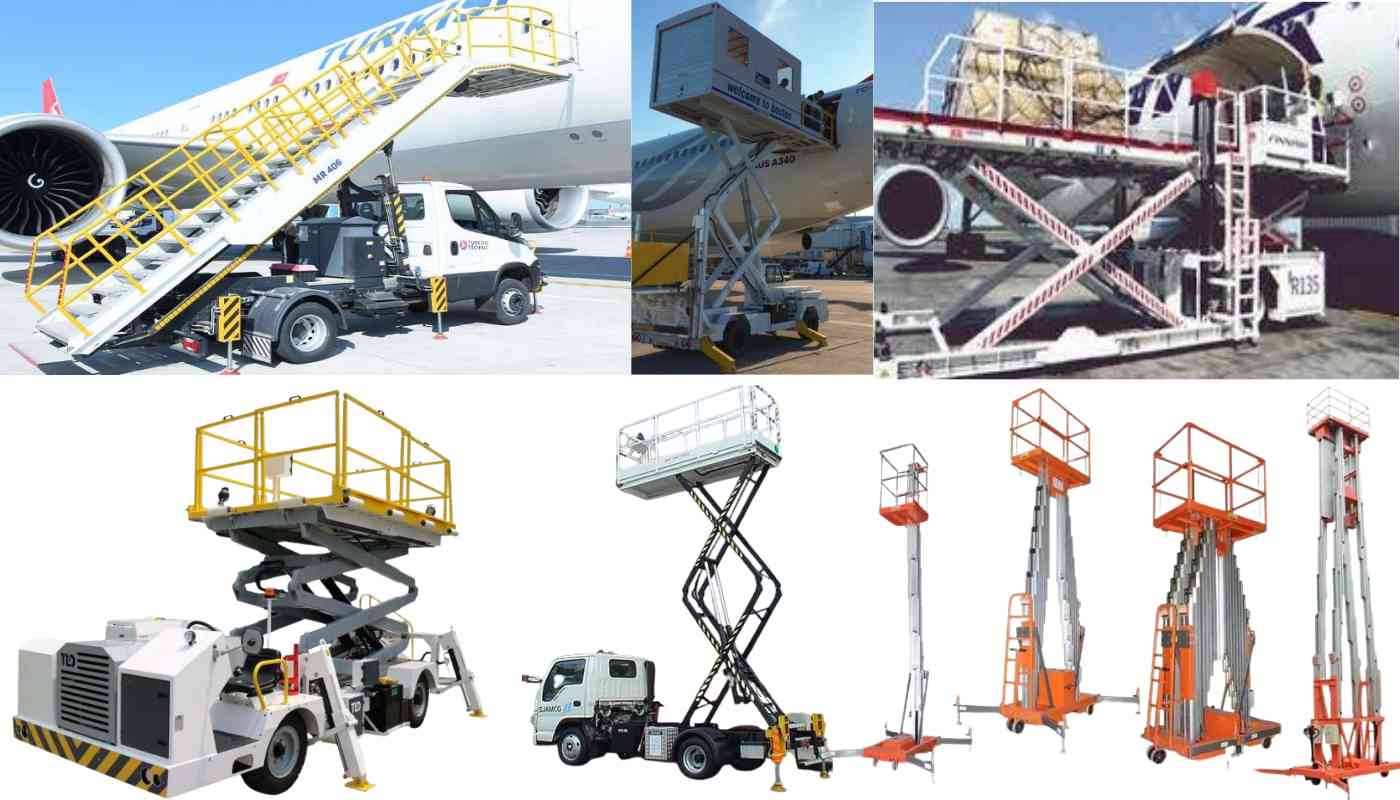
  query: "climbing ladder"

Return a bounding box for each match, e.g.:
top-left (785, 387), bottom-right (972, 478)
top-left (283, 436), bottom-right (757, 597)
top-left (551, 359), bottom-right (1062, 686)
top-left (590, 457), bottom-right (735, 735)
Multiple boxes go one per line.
top-left (1143, 423), bottom-right (1278, 764)
top-left (1214, 94), bottom-right (1262, 341)
top-left (957, 390), bottom-right (1135, 748)
top-left (1260, 389), bottom-right (1400, 790)
top-left (25, 4), bottom-right (570, 356)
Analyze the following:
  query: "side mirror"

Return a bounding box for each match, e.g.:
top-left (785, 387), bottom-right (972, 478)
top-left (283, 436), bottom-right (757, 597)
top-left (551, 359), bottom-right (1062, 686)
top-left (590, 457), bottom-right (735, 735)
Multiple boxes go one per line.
top-left (521, 674), bottom-right (542, 684)
top-left (510, 212), bottom-right (524, 231)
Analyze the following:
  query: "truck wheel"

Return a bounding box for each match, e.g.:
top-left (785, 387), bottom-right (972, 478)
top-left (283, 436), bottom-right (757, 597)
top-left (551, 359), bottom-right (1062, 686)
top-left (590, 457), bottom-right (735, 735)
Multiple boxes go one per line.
top-left (729, 725), bottom-right (764, 771)
top-left (276, 303), bottom-right (337, 363)
top-left (802, 307), bottom-right (820, 333)
top-left (493, 278), bottom-right (532, 325)
top-left (408, 673), bottom-right (431, 729)
top-left (722, 317), bottom-right (750, 354)
top-left (241, 715), bottom-right (307, 795)
top-left (557, 727), bottom-right (592, 766)
top-left (677, 736), bottom-right (721, 780)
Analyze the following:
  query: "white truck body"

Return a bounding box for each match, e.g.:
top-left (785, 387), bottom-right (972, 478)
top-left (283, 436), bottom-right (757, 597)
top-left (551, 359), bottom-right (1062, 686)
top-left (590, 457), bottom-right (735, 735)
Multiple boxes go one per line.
top-left (531, 652), bottom-right (649, 745)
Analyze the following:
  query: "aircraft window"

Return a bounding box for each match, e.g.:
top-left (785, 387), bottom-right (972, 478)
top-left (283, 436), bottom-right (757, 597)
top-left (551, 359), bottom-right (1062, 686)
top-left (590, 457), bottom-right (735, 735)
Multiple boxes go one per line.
top-left (445, 191), bottom-right (480, 231)
top-left (401, 193), bottom-right (426, 221)
top-left (392, 58), bottom-right (400, 71)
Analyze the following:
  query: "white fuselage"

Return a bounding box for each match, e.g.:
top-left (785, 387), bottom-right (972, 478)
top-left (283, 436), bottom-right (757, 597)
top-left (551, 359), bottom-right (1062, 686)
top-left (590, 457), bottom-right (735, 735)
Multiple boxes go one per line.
top-left (109, 0), bottom-right (630, 191)
top-left (632, 79), bottom-right (873, 254)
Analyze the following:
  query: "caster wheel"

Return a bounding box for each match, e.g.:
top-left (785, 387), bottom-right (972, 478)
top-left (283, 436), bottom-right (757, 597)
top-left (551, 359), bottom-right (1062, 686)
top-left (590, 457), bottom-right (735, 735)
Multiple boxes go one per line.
top-left (1309, 778), bottom-right (1321, 786)
top-left (1151, 748), bottom-right (1167, 765)
top-left (1262, 737), bottom-right (1272, 749)
top-left (1013, 720), bottom-right (1026, 734)
top-left (1147, 745), bottom-right (1157, 761)
top-left (1087, 705), bottom-right (1095, 715)
top-left (1006, 719), bottom-right (1014, 732)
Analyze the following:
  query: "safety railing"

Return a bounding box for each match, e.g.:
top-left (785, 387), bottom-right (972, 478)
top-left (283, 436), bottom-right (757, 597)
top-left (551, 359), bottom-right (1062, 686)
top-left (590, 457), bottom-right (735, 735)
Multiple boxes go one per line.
top-left (1306, 387), bottom-right (1371, 436)
top-left (616, 386), bottom-right (780, 482)
top-left (916, 33), bottom-right (1185, 146)
top-left (24, 4), bottom-right (570, 336)
top-left (1010, 388), bottom-right (1090, 486)
top-left (189, 391), bottom-right (453, 529)
top-left (1221, 84), bottom-right (1351, 177)
top-left (1152, 423), bottom-right (1266, 538)
top-left (878, 443), bottom-right (928, 526)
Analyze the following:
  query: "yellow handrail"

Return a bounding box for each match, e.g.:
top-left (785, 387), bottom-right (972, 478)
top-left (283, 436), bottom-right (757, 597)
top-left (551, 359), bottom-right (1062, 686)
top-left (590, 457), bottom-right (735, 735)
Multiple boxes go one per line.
top-left (190, 391), bottom-right (453, 529)
top-left (25, 4), bottom-right (568, 337)
top-left (251, 658), bottom-right (292, 712)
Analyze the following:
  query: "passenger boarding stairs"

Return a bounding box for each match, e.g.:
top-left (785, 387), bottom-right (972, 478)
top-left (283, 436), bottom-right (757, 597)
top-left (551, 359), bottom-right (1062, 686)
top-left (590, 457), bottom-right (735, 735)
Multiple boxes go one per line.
top-left (25, 5), bottom-right (570, 355)
top-left (1212, 93), bottom-right (1262, 342)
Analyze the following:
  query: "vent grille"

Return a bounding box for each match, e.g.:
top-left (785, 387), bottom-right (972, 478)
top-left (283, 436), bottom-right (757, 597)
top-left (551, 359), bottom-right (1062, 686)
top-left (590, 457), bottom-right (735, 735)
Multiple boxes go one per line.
top-left (58, 645), bottom-right (117, 744)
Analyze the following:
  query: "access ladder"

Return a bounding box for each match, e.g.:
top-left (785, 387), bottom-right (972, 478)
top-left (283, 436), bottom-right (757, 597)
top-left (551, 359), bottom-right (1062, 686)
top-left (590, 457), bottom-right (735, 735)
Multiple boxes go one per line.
top-left (25, 4), bottom-right (570, 356)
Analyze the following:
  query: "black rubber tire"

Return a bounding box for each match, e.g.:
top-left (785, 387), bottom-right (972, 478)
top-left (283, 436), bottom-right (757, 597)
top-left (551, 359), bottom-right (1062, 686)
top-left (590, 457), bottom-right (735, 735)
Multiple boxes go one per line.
top-left (1146, 745), bottom-right (1157, 761)
top-left (1087, 705), bottom-right (1095, 715)
top-left (1309, 778), bottom-right (1321, 785)
top-left (241, 714), bottom-right (307, 795)
top-left (802, 306), bottom-right (820, 333)
top-left (1151, 748), bottom-right (1167, 765)
top-left (729, 725), bottom-right (765, 771)
top-left (556, 726), bottom-right (592, 766)
top-left (676, 736), bottom-right (722, 780)
top-left (408, 673), bottom-right (431, 729)
top-left (1012, 720), bottom-right (1026, 734)
top-left (493, 278), bottom-right (532, 325)
top-left (275, 302), bottom-right (338, 364)
top-left (722, 317), bottom-right (750, 354)
top-left (1007, 719), bottom-right (1016, 732)
top-left (1262, 737), bottom-right (1272, 749)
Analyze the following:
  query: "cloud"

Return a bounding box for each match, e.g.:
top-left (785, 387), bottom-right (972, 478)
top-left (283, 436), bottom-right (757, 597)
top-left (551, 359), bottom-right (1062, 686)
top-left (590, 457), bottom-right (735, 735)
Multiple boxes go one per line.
top-left (1037, 11), bottom-right (1057, 26)
top-left (756, 0), bottom-right (794, 35)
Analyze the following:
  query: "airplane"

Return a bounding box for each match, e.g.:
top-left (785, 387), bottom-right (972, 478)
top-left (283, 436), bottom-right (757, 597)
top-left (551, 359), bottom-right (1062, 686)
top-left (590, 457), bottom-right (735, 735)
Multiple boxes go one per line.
top-left (0, 0), bottom-right (630, 254)
top-left (874, 2), bottom-right (1398, 250)
top-left (631, 76), bottom-right (873, 255)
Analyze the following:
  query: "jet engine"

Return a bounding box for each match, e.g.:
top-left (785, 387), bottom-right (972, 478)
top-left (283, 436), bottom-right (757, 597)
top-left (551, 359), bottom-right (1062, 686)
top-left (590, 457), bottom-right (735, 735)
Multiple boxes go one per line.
top-left (477, 187), bottom-right (590, 232)
top-left (873, 163), bottom-right (949, 249)
top-left (0, 114), bottom-right (126, 251)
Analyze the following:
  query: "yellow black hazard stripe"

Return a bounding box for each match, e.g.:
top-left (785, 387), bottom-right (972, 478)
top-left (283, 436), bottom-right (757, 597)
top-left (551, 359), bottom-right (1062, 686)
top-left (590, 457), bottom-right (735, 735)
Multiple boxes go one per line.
top-left (13, 717), bottom-right (168, 795)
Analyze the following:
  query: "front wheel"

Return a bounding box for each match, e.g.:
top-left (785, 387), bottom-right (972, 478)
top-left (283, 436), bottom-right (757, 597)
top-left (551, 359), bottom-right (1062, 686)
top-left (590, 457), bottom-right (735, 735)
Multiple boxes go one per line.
top-left (557, 727), bottom-right (591, 766)
top-left (802, 306), bottom-right (820, 333)
top-left (677, 736), bottom-right (721, 780)
top-left (242, 715), bottom-right (307, 795)
top-left (494, 278), bottom-right (532, 325)
top-left (408, 673), bottom-right (431, 729)
top-left (276, 303), bottom-right (337, 363)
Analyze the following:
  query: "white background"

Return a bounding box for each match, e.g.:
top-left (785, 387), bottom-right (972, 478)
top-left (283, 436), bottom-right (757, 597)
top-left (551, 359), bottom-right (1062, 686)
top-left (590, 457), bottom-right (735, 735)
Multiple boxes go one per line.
top-left (2, 375), bottom-right (1397, 799)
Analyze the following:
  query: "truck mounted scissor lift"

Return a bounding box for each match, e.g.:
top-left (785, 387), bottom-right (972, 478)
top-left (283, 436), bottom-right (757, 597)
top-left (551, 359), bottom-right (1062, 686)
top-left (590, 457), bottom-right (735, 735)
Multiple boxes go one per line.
top-left (873, 28), bottom-right (1351, 378)
top-left (826, 445), bottom-right (971, 780)
top-left (14, 391), bottom-right (483, 796)
top-left (632, 3), bottom-right (834, 373)
top-left (954, 390), bottom-right (1137, 749)
top-left (529, 386), bottom-right (833, 790)
top-left (1143, 422), bottom-right (1278, 764)
top-left (22, 5), bottom-right (571, 365)
top-left (1259, 389), bottom-right (1400, 790)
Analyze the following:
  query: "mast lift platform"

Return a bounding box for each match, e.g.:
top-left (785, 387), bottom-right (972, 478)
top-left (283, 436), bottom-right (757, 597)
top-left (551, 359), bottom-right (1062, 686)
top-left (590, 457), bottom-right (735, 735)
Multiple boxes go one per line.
top-left (872, 31), bottom-right (1351, 378)
top-left (1259, 389), bottom-right (1400, 790)
top-left (632, 3), bottom-right (835, 372)
top-left (1143, 422), bottom-right (1278, 764)
top-left (954, 390), bottom-right (1137, 748)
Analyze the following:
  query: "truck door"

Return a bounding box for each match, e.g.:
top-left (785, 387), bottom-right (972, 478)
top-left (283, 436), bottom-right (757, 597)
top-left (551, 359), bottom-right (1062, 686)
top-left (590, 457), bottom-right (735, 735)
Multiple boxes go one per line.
top-left (397, 191), bottom-right (440, 277)
top-left (535, 657), bottom-right (588, 742)
top-left (438, 189), bottom-right (510, 303)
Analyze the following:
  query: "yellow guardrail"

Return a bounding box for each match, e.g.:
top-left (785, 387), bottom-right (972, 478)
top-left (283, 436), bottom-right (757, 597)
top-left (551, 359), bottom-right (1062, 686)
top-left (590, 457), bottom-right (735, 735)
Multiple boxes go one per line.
top-left (188, 390), bottom-right (454, 532)
top-left (24, 4), bottom-right (568, 337)
top-left (251, 657), bottom-right (292, 712)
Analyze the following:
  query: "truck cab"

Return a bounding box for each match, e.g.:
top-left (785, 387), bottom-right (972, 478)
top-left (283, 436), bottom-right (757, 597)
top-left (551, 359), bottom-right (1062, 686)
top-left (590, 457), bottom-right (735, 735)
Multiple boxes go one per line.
top-left (392, 180), bottom-right (544, 324)
top-left (528, 652), bottom-right (653, 748)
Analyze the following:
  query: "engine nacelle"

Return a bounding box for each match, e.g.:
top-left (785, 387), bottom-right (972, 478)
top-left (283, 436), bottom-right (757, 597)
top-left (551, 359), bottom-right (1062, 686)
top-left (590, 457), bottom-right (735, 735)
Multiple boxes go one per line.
top-left (874, 164), bottom-right (949, 249)
top-left (476, 187), bottom-right (590, 233)
top-left (0, 114), bottom-right (126, 251)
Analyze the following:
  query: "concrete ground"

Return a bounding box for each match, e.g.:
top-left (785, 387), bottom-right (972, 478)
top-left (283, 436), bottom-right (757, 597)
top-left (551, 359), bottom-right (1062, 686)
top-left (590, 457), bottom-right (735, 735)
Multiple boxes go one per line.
top-left (631, 278), bottom-right (873, 375)
top-left (875, 236), bottom-right (1399, 379)
top-left (1, 225), bottom-right (629, 375)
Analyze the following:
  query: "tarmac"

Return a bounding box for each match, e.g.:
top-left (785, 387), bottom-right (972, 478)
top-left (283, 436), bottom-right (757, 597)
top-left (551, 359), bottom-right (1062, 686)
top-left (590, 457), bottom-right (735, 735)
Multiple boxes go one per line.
top-left (875, 236), bottom-right (1399, 379)
top-left (0, 225), bottom-right (629, 375)
top-left (631, 277), bottom-right (873, 375)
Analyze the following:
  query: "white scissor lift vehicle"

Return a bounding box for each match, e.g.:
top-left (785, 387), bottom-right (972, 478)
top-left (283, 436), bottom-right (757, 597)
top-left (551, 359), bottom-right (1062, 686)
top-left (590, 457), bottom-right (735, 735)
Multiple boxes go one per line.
top-left (873, 25), bottom-right (1351, 378)
top-left (13, 392), bottom-right (483, 796)
top-left (632, 4), bottom-right (831, 373)
top-left (527, 386), bottom-right (834, 790)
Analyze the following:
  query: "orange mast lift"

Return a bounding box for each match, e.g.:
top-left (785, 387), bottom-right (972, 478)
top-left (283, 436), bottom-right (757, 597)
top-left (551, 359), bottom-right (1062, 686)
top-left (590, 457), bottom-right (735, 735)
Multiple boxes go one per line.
top-left (1259, 389), bottom-right (1399, 790)
top-left (1143, 423), bottom-right (1279, 764)
top-left (955, 390), bottom-right (1137, 749)
top-left (834, 445), bottom-right (971, 780)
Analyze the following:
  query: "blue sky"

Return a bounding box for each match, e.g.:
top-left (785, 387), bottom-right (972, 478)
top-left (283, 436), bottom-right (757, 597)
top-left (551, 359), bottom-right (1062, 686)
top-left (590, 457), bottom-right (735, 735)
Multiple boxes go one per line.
top-left (875, 2), bottom-right (1231, 109)
top-left (0, 1), bottom-right (411, 131)
top-left (632, 0), bottom-right (874, 143)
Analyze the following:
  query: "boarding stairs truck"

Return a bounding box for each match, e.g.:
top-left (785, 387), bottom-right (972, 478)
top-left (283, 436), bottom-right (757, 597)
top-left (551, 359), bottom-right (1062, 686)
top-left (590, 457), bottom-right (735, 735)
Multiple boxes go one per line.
top-left (22, 5), bottom-right (570, 365)
top-left (528, 387), bottom-right (834, 790)
top-left (13, 392), bottom-right (484, 796)
top-left (631, 3), bottom-right (833, 373)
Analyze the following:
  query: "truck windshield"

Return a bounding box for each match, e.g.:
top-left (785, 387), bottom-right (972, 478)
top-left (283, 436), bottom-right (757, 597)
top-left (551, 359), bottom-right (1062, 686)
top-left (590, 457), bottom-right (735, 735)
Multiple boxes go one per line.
top-left (445, 191), bottom-right (480, 231)
top-left (542, 659), bottom-right (585, 702)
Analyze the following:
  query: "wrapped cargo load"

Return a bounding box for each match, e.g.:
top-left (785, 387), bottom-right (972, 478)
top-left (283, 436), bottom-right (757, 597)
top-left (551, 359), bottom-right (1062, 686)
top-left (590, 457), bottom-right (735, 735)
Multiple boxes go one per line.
top-left (944, 10), bottom-right (1128, 136)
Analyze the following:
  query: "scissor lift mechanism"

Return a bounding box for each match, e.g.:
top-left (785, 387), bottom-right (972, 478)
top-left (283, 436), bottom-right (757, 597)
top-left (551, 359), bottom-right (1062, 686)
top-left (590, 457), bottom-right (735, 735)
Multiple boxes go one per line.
top-left (1259, 389), bottom-right (1400, 790)
top-left (1143, 423), bottom-right (1278, 764)
top-left (873, 33), bottom-right (1350, 378)
top-left (955, 390), bottom-right (1136, 749)
top-left (617, 386), bottom-right (832, 790)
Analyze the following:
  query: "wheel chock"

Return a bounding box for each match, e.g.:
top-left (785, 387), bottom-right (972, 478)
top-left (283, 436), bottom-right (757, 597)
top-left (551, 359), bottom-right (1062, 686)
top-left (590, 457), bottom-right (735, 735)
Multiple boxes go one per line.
top-left (699, 336), bottom-right (737, 373)
top-left (796, 321), bottom-right (827, 346)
